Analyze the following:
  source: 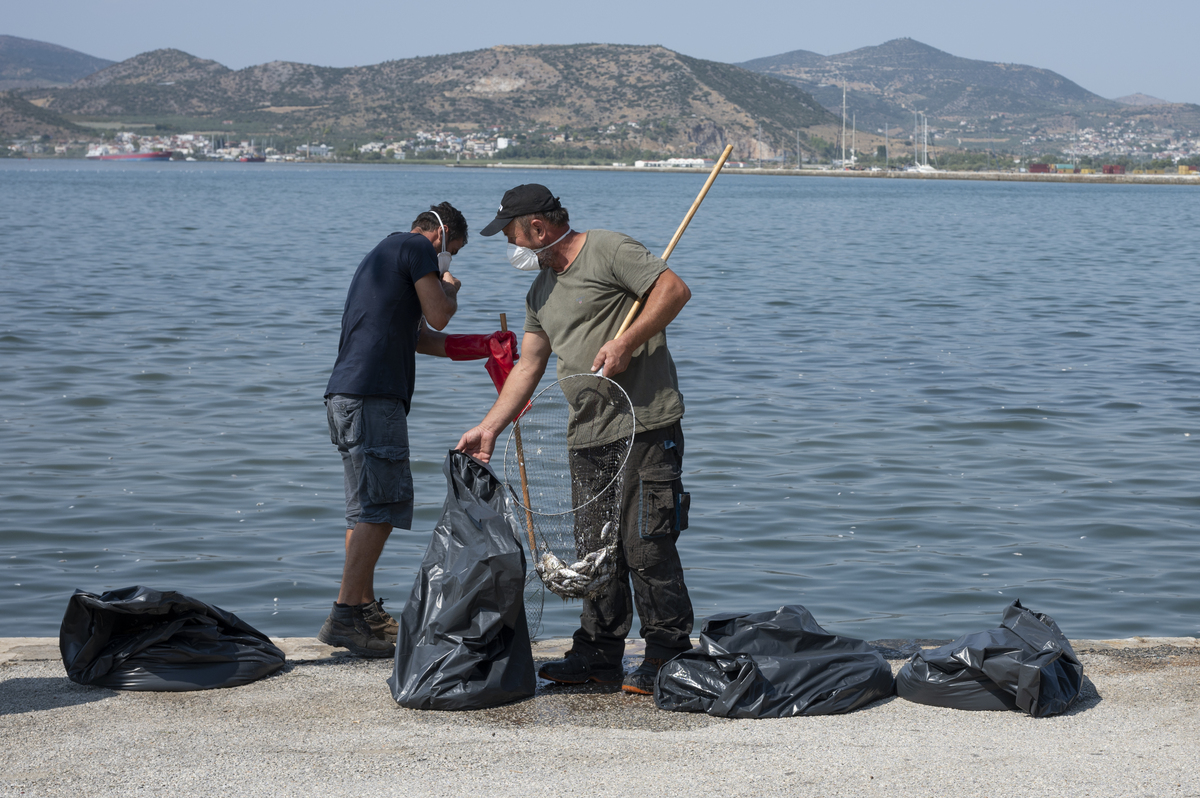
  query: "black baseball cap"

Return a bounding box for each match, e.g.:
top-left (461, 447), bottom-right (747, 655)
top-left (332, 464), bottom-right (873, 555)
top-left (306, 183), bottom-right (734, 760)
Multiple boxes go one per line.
top-left (480, 184), bottom-right (562, 236)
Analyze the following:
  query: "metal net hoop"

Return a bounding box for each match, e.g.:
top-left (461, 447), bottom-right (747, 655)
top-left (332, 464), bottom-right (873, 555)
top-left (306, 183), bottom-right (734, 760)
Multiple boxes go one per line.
top-left (502, 372), bottom-right (636, 600)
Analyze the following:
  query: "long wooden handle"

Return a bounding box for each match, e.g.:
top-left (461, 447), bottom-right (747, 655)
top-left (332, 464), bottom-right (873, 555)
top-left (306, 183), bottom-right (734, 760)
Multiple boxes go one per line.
top-left (613, 144), bottom-right (734, 339)
top-left (501, 313), bottom-right (539, 560)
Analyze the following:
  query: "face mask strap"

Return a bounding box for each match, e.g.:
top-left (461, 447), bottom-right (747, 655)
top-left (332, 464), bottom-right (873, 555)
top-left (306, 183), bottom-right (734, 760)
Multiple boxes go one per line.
top-left (533, 227), bottom-right (572, 254)
top-left (429, 210), bottom-right (447, 253)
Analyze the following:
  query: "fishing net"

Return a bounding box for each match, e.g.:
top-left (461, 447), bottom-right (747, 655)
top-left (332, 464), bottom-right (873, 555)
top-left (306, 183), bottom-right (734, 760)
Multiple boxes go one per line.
top-left (522, 569), bottom-right (544, 639)
top-left (503, 373), bottom-right (635, 601)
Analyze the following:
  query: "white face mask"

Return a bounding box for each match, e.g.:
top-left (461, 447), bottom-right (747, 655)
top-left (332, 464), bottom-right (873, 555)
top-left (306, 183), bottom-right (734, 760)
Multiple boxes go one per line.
top-left (430, 210), bottom-right (452, 273)
top-left (508, 228), bottom-right (572, 271)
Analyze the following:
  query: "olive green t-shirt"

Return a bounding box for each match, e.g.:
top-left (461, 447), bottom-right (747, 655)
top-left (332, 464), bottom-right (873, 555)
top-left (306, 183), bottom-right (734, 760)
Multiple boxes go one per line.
top-left (525, 229), bottom-right (684, 433)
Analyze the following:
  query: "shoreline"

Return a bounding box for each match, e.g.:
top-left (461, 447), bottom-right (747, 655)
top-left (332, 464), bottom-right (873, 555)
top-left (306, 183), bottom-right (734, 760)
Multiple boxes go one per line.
top-left (2, 635), bottom-right (1197, 797)
top-left (3, 634), bottom-right (1199, 664)
top-left (10, 158), bottom-right (1199, 186)
top-left (478, 162), bottom-right (1200, 185)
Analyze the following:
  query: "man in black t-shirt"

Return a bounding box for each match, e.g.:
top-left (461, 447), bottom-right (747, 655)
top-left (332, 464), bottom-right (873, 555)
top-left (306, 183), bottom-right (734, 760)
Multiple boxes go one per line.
top-left (319, 202), bottom-right (465, 657)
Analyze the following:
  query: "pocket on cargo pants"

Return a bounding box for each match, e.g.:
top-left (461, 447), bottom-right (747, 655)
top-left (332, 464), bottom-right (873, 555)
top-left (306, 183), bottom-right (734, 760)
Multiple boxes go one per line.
top-left (638, 463), bottom-right (683, 540)
top-left (326, 395), bottom-right (363, 448)
top-left (362, 446), bottom-right (414, 505)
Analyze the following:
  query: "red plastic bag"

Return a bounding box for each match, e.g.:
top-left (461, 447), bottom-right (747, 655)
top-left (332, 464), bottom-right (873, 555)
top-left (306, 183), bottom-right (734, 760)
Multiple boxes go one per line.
top-left (444, 331), bottom-right (518, 393)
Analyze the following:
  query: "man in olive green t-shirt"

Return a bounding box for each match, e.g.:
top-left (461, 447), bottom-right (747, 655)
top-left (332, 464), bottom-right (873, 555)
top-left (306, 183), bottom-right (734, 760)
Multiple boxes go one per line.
top-left (456, 183), bottom-right (694, 695)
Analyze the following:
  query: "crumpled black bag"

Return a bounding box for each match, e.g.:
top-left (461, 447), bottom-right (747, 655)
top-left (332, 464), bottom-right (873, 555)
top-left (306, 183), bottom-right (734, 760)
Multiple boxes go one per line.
top-left (895, 600), bottom-right (1083, 717)
top-left (654, 605), bottom-right (895, 718)
top-left (60, 586), bottom-right (285, 691)
top-left (387, 451), bottom-right (535, 710)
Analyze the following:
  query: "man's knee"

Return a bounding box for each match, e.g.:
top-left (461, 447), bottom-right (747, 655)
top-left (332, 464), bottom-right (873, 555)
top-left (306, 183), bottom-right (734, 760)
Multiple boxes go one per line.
top-left (351, 521), bottom-right (393, 540)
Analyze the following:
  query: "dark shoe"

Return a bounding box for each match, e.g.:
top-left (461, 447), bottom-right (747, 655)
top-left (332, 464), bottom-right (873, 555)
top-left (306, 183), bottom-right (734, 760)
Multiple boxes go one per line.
top-left (621, 657), bottom-right (668, 695)
top-left (538, 650), bottom-right (623, 685)
top-left (362, 598), bottom-right (398, 644)
top-left (317, 602), bottom-right (395, 658)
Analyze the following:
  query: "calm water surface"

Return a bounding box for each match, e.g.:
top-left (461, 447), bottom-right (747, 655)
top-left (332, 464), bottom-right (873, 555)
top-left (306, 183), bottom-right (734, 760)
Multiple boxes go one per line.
top-left (2, 161), bottom-right (1198, 641)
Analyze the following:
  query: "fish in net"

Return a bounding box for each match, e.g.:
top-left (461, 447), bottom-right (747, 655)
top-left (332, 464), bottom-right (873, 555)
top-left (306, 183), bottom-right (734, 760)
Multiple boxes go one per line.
top-left (503, 372), bottom-right (635, 601)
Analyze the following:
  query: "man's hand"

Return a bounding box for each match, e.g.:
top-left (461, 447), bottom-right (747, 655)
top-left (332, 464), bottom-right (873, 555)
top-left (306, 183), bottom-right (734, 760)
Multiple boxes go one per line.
top-left (456, 425), bottom-right (498, 463)
top-left (441, 271), bottom-right (461, 297)
top-left (591, 338), bottom-right (634, 378)
top-left (590, 270), bottom-right (690, 377)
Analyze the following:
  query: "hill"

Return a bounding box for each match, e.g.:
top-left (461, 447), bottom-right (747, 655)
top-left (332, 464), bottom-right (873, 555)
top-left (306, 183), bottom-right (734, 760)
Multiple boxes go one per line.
top-left (25, 44), bottom-right (836, 158)
top-left (0, 91), bottom-right (91, 139)
top-left (72, 48), bottom-right (230, 88)
top-left (0, 35), bottom-right (114, 89)
top-left (739, 38), bottom-right (1118, 132)
top-left (1114, 93), bottom-right (1170, 106)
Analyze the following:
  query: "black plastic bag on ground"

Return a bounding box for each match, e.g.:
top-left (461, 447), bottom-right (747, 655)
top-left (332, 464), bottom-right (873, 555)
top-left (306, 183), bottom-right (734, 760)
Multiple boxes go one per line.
top-left (388, 451), bottom-right (535, 710)
top-left (60, 586), bottom-right (285, 691)
top-left (654, 605), bottom-right (895, 718)
top-left (895, 600), bottom-right (1083, 717)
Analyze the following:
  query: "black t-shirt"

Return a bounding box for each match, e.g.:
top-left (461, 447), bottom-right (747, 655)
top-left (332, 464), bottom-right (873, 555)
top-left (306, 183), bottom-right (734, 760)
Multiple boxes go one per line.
top-left (324, 232), bottom-right (440, 407)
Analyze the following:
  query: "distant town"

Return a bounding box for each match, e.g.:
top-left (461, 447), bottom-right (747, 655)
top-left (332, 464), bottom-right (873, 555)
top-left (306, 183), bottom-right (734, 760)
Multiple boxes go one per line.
top-left (6, 35), bottom-right (1200, 176)
top-left (9, 116), bottom-right (1200, 174)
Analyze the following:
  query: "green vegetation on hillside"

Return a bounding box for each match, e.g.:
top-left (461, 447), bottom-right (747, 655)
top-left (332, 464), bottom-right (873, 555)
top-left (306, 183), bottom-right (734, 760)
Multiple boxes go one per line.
top-left (17, 44), bottom-right (835, 158)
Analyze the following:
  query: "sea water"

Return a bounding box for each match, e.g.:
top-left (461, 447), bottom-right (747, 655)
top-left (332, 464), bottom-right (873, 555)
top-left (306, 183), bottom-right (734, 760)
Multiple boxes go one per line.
top-left (2, 160), bottom-right (1198, 641)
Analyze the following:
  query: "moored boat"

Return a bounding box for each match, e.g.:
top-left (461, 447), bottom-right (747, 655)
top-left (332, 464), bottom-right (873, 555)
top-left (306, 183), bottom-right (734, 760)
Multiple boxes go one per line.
top-left (86, 149), bottom-right (173, 162)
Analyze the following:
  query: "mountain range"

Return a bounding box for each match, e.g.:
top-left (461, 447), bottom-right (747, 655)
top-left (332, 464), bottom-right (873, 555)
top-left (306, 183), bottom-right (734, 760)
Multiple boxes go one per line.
top-left (0, 35), bottom-right (113, 89)
top-left (738, 39), bottom-right (1200, 145)
top-left (5, 35), bottom-right (1197, 153)
top-left (12, 44), bottom-right (834, 157)
top-left (739, 38), bottom-right (1122, 133)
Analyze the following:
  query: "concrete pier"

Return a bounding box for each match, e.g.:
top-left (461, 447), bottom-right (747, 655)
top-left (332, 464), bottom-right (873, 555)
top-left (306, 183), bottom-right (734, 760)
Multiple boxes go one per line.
top-left (1, 637), bottom-right (1197, 797)
top-left (479, 162), bottom-right (1200, 186)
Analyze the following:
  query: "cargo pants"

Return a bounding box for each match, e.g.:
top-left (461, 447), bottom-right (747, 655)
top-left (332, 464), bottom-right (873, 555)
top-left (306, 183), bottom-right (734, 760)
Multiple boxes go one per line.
top-left (570, 420), bottom-right (694, 663)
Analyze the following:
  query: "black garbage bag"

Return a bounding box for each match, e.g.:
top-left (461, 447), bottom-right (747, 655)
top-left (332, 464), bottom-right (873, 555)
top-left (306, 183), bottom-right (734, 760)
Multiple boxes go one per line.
top-left (60, 585), bottom-right (285, 691)
top-left (654, 605), bottom-right (894, 718)
top-left (895, 600), bottom-right (1083, 717)
top-left (387, 451), bottom-right (535, 710)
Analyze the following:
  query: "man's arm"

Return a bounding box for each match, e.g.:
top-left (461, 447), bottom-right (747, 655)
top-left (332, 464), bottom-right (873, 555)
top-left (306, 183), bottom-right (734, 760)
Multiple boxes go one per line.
top-left (455, 330), bottom-right (552, 463)
top-left (414, 271), bottom-right (460, 330)
top-left (591, 268), bottom-right (690, 377)
top-left (416, 321), bottom-right (447, 357)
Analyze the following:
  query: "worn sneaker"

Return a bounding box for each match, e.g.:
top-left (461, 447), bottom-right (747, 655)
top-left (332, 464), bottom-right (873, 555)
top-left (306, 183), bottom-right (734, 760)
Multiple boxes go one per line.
top-left (621, 657), bottom-right (668, 695)
top-left (317, 602), bottom-right (395, 658)
top-left (362, 598), bottom-right (398, 644)
top-left (538, 650), bottom-right (624, 685)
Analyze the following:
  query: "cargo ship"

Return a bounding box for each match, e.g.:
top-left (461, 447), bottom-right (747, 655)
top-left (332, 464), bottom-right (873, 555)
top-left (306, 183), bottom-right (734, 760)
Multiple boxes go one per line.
top-left (86, 148), bottom-right (173, 161)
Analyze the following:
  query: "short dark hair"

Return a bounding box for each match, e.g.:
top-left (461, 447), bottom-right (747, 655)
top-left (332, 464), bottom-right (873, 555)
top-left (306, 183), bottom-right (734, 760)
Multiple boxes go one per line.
top-left (516, 204), bottom-right (570, 233)
top-left (412, 202), bottom-right (468, 245)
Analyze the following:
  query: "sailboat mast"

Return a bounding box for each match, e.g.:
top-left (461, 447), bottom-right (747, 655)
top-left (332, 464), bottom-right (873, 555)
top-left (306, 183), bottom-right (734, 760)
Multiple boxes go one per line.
top-left (841, 82), bottom-right (847, 168)
top-left (913, 112), bottom-right (919, 166)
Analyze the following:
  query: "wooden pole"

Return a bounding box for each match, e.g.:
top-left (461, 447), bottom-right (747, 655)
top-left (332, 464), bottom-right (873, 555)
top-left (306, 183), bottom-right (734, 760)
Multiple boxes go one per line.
top-left (500, 313), bottom-right (539, 560)
top-left (613, 144), bottom-right (733, 339)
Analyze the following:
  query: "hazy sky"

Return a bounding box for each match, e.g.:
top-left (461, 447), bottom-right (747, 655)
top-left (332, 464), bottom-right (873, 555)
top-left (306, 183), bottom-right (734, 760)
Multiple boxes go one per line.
top-left (9, 0), bottom-right (1198, 104)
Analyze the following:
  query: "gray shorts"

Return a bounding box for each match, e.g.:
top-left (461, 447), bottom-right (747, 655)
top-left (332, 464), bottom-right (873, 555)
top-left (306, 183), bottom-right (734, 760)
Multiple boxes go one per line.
top-left (326, 394), bottom-right (414, 530)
